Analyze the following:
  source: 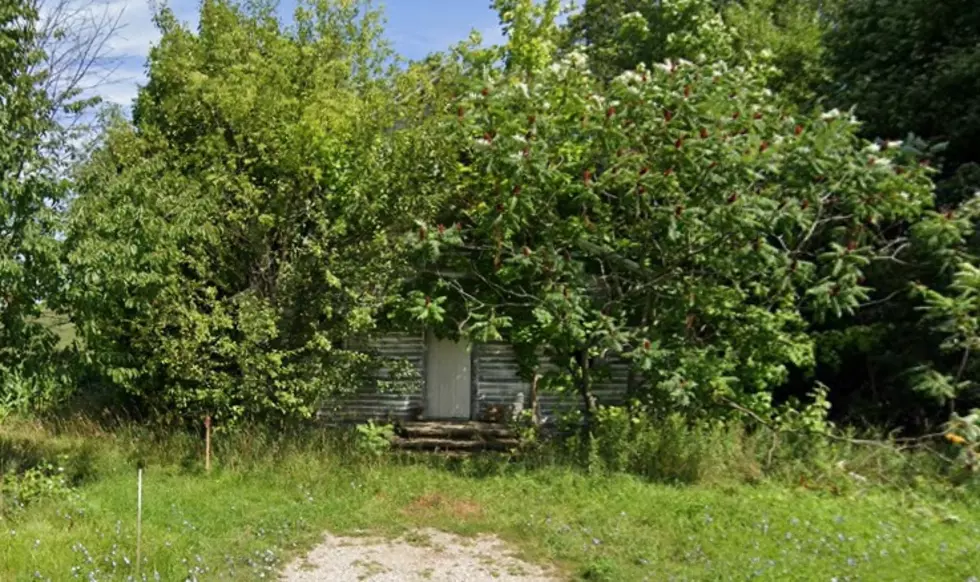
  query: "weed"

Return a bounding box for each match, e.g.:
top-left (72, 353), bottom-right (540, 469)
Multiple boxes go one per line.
top-left (1, 418), bottom-right (978, 580)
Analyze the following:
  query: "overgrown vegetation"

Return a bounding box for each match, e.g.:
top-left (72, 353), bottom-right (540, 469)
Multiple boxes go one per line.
top-left (1, 0), bottom-right (975, 432)
top-left (2, 419), bottom-right (979, 581)
top-left (2, 0), bottom-right (980, 577)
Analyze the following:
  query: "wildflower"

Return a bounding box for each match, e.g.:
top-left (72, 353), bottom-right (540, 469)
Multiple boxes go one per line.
top-left (946, 433), bottom-right (967, 445)
top-left (566, 50), bottom-right (588, 69)
top-left (865, 143), bottom-right (881, 153)
top-left (515, 82), bottom-right (529, 98)
top-left (885, 140), bottom-right (903, 149)
top-left (869, 156), bottom-right (892, 168)
top-left (615, 70), bottom-right (644, 85)
top-left (821, 108), bottom-right (842, 121)
top-left (654, 59), bottom-right (674, 74)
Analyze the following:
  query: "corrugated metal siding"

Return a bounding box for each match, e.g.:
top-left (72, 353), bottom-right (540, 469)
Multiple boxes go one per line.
top-left (472, 343), bottom-right (629, 421)
top-left (318, 332), bottom-right (425, 422)
top-left (471, 342), bottom-right (531, 419)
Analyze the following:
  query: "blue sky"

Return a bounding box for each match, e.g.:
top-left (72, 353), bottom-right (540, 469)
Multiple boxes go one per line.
top-left (99, 0), bottom-right (503, 107)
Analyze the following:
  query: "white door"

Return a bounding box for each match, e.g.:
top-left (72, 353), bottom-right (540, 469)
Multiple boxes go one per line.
top-left (425, 332), bottom-right (471, 419)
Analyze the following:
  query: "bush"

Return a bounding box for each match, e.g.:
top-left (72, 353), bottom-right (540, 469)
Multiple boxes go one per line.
top-left (530, 405), bottom-right (972, 492)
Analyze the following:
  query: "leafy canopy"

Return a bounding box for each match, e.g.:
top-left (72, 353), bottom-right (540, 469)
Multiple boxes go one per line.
top-left (405, 0), bottom-right (934, 416)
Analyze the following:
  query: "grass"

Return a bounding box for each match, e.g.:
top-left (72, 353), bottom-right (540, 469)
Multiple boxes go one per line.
top-left (1, 419), bottom-right (979, 581)
top-left (32, 309), bottom-right (78, 351)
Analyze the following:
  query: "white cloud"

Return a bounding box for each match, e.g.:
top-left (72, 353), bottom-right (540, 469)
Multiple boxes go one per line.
top-left (104, 0), bottom-right (162, 58)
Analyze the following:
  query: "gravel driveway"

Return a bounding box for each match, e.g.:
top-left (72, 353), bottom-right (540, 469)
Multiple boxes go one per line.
top-left (279, 528), bottom-right (558, 581)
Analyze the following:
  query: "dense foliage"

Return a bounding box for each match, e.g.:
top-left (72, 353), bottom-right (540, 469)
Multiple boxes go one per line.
top-left (406, 0), bottom-right (933, 425)
top-left (825, 0), bottom-right (980, 205)
top-left (0, 0), bottom-right (70, 412)
top-left (62, 1), bottom-right (440, 423)
top-left (565, 0), bottom-right (835, 109)
top-left (0, 0), bottom-right (976, 443)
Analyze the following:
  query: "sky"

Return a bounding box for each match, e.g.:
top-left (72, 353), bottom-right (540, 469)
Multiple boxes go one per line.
top-left (97, 0), bottom-right (504, 107)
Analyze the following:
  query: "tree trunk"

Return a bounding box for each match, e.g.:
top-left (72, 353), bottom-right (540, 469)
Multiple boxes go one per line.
top-left (626, 296), bottom-right (653, 407)
top-left (577, 350), bottom-right (597, 436)
top-left (529, 372), bottom-right (541, 425)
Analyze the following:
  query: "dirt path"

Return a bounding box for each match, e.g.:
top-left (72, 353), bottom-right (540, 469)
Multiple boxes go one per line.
top-left (279, 528), bottom-right (559, 582)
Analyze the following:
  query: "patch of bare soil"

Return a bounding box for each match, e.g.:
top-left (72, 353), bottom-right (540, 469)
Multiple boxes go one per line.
top-left (279, 528), bottom-right (558, 582)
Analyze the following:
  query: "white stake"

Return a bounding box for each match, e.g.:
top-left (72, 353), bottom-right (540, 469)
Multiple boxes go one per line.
top-left (136, 468), bottom-right (143, 578)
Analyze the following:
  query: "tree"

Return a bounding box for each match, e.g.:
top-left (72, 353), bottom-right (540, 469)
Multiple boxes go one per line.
top-left (63, 0), bottom-right (439, 423)
top-left (565, 0), bottom-right (834, 109)
top-left (0, 0), bottom-right (70, 412)
top-left (824, 0), bottom-right (980, 205)
top-left (798, 0), bottom-right (980, 426)
top-left (405, 0), bottom-right (934, 425)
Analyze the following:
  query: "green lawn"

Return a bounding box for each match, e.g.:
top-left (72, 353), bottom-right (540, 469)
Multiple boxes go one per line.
top-left (2, 423), bottom-right (979, 581)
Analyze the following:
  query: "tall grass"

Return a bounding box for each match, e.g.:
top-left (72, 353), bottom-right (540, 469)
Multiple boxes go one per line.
top-left (1, 416), bottom-right (978, 581)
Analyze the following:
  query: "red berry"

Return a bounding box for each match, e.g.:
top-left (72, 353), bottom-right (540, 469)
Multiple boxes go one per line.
top-left (481, 87), bottom-right (489, 96)
top-left (584, 169), bottom-right (592, 185)
top-left (794, 124), bottom-right (803, 135)
top-left (753, 112), bottom-right (763, 120)
top-left (759, 141), bottom-right (769, 152)
top-left (643, 339), bottom-right (651, 350)
top-left (727, 192), bottom-right (738, 204)
top-left (606, 106), bottom-right (616, 119)
top-left (664, 109), bottom-right (673, 122)
top-left (700, 127), bottom-right (709, 139)
top-left (640, 167), bottom-right (649, 176)
top-left (675, 138), bottom-right (684, 149)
